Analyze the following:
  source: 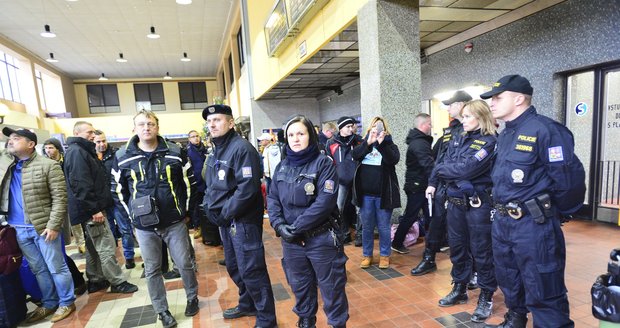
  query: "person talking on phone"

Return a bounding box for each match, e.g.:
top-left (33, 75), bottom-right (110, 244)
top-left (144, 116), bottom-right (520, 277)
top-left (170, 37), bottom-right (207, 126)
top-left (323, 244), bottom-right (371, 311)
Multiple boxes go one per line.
top-left (352, 117), bottom-right (401, 269)
top-left (426, 100), bottom-right (498, 323)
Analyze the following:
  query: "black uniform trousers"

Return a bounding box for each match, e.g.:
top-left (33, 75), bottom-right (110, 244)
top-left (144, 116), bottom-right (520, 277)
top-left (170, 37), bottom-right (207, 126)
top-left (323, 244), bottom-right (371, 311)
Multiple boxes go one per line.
top-left (281, 231), bottom-right (349, 326)
top-left (492, 212), bottom-right (573, 328)
top-left (425, 188), bottom-right (448, 252)
top-left (220, 222), bottom-right (277, 327)
top-left (446, 202), bottom-right (496, 292)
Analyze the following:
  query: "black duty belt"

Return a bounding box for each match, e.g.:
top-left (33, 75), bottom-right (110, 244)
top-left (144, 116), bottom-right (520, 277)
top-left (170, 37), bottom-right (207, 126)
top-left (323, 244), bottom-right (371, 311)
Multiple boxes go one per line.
top-left (302, 220), bottom-right (333, 240)
top-left (447, 196), bottom-right (468, 207)
top-left (494, 193), bottom-right (553, 224)
top-left (447, 194), bottom-right (488, 208)
top-left (494, 202), bottom-right (525, 219)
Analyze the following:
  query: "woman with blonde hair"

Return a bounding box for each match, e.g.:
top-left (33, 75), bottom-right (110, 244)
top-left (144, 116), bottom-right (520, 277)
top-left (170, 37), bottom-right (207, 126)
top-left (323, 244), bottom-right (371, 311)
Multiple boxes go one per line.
top-left (352, 116), bottom-right (401, 269)
top-left (426, 100), bottom-right (498, 323)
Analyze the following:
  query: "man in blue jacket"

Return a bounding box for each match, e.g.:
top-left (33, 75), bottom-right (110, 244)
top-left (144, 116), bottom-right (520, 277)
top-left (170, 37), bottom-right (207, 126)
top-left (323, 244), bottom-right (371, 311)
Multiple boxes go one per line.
top-left (202, 104), bottom-right (277, 328)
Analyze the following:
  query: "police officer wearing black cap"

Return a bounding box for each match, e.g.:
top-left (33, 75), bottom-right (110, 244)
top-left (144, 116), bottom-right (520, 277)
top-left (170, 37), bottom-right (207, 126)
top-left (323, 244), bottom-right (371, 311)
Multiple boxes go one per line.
top-left (202, 104), bottom-right (277, 328)
top-left (481, 75), bottom-right (584, 328)
top-left (411, 90), bottom-right (472, 276)
top-left (268, 115), bottom-right (348, 328)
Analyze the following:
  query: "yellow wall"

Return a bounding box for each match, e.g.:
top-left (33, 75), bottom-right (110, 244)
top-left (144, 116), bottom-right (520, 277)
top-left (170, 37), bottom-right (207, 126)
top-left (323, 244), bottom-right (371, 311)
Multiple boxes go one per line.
top-left (247, 0), bottom-right (368, 99)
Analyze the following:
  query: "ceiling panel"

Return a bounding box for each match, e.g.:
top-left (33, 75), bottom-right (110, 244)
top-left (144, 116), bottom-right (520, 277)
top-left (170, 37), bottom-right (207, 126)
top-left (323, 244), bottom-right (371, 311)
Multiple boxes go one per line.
top-left (420, 7), bottom-right (509, 21)
top-left (485, 0), bottom-right (534, 9)
top-left (449, 0), bottom-right (497, 8)
top-left (419, 21), bottom-right (452, 32)
top-left (421, 32), bottom-right (458, 42)
top-left (438, 21), bottom-right (482, 32)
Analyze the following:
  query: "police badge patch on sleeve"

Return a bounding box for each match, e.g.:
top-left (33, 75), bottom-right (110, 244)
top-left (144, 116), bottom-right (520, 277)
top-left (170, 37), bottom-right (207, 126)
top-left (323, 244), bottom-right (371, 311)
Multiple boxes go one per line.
top-left (474, 148), bottom-right (488, 161)
top-left (323, 179), bottom-right (335, 194)
top-left (242, 166), bottom-right (252, 178)
top-left (548, 146), bottom-right (564, 162)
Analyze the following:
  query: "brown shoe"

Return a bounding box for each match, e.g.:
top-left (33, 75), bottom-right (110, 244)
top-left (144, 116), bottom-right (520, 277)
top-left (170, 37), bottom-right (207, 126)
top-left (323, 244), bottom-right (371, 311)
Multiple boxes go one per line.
top-left (360, 256), bottom-right (372, 269)
top-left (193, 230), bottom-right (202, 239)
top-left (379, 256), bottom-right (390, 269)
top-left (26, 306), bottom-right (57, 323)
top-left (50, 303), bottom-right (76, 323)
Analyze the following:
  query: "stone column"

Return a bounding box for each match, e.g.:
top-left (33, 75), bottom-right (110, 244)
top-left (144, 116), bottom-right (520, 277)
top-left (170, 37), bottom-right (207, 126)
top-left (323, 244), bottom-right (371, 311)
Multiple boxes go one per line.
top-left (358, 0), bottom-right (421, 212)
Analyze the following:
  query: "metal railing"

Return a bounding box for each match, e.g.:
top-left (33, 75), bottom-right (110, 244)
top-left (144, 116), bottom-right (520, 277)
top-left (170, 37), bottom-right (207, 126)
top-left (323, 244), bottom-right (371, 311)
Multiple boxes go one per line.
top-left (599, 160), bottom-right (620, 207)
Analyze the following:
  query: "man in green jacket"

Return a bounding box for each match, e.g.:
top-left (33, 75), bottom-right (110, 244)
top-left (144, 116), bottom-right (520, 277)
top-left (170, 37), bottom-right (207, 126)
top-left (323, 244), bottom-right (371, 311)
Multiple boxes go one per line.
top-left (0, 127), bottom-right (75, 323)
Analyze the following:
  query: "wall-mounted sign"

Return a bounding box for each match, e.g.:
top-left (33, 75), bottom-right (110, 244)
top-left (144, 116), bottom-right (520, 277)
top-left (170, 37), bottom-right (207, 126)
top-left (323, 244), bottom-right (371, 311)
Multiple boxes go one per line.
top-left (265, 0), bottom-right (289, 57)
top-left (298, 40), bottom-right (307, 58)
top-left (575, 102), bottom-right (588, 116)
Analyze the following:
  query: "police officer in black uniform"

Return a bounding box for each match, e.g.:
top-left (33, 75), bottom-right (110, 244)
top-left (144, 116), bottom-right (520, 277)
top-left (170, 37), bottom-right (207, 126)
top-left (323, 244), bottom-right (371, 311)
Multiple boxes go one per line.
top-left (411, 90), bottom-right (471, 276)
top-left (202, 104), bottom-right (277, 328)
top-left (481, 75), bottom-right (584, 328)
top-left (427, 100), bottom-right (498, 323)
top-left (268, 115), bottom-right (348, 328)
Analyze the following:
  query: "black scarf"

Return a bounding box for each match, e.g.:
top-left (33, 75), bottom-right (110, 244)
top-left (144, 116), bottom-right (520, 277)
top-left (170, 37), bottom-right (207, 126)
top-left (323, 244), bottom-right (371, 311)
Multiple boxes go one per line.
top-left (286, 143), bottom-right (319, 167)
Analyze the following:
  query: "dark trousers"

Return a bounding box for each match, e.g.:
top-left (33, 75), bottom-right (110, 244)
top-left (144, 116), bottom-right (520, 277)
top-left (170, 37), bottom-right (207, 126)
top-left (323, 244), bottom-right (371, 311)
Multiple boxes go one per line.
top-left (392, 190), bottom-right (428, 248)
top-left (221, 222), bottom-right (276, 327)
top-left (189, 191), bottom-right (205, 229)
top-left (492, 212), bottom-right (573, 327)
top-left (425, 191), bottom-right (448, 252)
top-left (281, 231), bottom-right (349, 326)
top-left (446, 202), bottom-right (496, 292)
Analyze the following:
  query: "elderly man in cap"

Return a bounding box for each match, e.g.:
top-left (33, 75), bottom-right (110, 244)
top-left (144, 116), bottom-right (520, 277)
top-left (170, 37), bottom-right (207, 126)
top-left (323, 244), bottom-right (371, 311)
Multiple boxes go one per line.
top-left (411, 90), bottom-right (473, 277)
top-left (0, 128), bottom-right (75, 323)
top-left (482, 75), bottom-right (584, 328)
top-left (202, 104), bottom-right (277, 328)
top-left (325, 116), bottom-right (363, 245)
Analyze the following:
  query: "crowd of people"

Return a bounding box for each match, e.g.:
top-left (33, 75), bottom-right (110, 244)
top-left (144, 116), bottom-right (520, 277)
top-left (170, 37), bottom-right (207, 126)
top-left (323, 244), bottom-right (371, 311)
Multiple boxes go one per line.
top-left (0, 74), bottom-right (584, 328)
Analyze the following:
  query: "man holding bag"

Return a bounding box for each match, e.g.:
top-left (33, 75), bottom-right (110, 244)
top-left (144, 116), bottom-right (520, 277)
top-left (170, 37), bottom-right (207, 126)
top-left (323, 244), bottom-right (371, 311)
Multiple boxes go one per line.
top-left (111, 110), bottom-right (199, 328)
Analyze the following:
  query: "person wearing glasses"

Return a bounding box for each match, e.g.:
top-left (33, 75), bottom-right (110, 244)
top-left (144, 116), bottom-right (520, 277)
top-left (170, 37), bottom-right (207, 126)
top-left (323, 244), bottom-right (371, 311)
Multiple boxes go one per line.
top-left (111, 111), bottom-right (199, 328)
top-left (268, 115), bottom-right (348, 328)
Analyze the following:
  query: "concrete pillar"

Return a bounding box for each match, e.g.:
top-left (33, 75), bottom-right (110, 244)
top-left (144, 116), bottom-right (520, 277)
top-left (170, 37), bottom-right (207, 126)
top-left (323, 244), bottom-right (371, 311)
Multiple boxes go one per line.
top-left (358, 0), bottom-right (421, 212)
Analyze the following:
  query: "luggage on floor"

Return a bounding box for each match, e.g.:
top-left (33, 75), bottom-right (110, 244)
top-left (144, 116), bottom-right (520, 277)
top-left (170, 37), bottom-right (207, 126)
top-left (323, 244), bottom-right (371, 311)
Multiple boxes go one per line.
top-left (0, 271), bottom-right (28, 328)
top-left (19, 257), bottom-right (43, 302)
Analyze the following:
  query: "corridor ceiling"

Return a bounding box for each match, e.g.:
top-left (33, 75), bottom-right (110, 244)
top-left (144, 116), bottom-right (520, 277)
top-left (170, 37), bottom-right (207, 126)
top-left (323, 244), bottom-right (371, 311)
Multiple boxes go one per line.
top-left (0, 0), bottom-right (563, 98)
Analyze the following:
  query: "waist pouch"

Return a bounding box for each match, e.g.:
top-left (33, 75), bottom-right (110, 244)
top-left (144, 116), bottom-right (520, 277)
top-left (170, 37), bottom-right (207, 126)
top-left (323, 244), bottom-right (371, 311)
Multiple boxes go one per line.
top-left (131, 196), bottom-right (160, 227)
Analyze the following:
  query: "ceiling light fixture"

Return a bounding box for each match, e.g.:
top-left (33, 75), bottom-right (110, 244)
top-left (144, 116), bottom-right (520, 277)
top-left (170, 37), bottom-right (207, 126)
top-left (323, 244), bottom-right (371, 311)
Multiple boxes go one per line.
top-left (176, 0), bottom-right (192, 4)
top-left (46, 53), bottom-right (58, 63)
top-left (163, 72), bottom-right (172, 80)
top-left (147, 26), bottom-right (160, 39)
top-left (98, 73), bottom-right (108, 81)
top-left (181, 52), bottom-right (191, 62)
top-left (116, 53), bottom-right (127, 63)
top-left (40, 24), bottom-right (56, 38)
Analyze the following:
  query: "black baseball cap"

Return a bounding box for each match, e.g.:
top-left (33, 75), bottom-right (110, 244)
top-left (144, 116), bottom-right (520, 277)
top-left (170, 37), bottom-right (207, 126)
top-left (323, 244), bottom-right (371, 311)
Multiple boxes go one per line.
top-left (442, 90), bottom-right (472, 105)
top-left (480, 74), bottom-right (533, 99)
top-left (202, 104), bottom-right (233, 120)
top-left (3, 127), bottom-right (37, 144)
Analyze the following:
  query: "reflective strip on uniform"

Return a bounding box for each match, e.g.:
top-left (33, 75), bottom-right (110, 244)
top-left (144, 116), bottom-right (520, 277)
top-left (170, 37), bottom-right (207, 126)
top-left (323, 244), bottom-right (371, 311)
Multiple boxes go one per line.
top-left (112, 168), bottom-right (131, 217)
top-left (130, 169), bottom-right (138, 200)
top-left (138, 161), bottom-right (145, 181)
top-left (182, 161), bottom-right (192, 210)
top-left (166, 165), bottom-right (181, 215)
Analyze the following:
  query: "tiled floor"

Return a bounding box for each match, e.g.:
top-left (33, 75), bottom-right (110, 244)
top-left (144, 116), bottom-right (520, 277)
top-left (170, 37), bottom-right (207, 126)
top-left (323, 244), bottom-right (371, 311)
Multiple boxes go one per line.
top-left (24, 218), bottom-right (616, 327)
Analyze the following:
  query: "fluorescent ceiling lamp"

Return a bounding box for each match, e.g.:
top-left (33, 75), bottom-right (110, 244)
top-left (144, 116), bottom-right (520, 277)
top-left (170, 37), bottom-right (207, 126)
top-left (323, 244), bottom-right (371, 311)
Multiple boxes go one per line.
top-left (116, 53), bottom-right (127, 63)
top-left (163, 72), bottom-right (172, 80)
top-left (181, 52), bottom-right (191, 62)
top-left (46, 53), bottom-right (58, 63)
top-left (176, 0), bottom-right (192, 4)
top-left (147, 26), bottom-right (160, 39)
top-left (98, 73), bottom-right (108, 81)
top-left (40, 24), bottom-right (56, 38)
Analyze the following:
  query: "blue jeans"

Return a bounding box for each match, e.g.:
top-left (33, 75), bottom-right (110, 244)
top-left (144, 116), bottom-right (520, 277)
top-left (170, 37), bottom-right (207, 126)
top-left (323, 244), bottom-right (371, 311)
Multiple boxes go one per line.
top-left (106, 206), bottom-right (135, 260)
top-left (15, 226), bottom-right (75, 308)
top-left (360, 195), bottom-right (393, 257)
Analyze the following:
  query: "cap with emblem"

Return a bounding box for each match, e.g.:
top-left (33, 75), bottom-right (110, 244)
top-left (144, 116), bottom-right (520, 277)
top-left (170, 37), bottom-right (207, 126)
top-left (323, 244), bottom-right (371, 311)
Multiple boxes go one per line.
top-left (3, 127), bottom-right (37, 144)
top-left (202, 104), bottom-right (233, 120)
top-left (480, 74), bottom-right (533, 99)
top-left (442, 90), bottom-right (473, 105)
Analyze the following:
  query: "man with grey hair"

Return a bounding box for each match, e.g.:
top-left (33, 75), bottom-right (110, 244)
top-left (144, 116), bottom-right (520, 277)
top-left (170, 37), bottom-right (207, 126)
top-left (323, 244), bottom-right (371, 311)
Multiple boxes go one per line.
top-left (64, 121), bottom-right (138, 295)
top-left (392, 113), bottom-right (434, 254)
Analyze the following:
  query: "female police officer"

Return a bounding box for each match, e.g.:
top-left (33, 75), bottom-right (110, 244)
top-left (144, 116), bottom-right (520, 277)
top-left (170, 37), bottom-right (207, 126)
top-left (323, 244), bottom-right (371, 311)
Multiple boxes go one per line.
top-left (426, 100), bottom-right (498, 323)
top-left (267, 115), bottom-right (348, 328)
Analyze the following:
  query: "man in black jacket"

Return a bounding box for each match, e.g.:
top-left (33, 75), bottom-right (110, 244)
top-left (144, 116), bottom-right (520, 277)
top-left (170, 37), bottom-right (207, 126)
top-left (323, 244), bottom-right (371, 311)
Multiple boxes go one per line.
top-left (411, 90), bottom-right (471, 276)
top-left (64, 121), bottom-right (138, 294)
top-left (203, 104), bottom-right (277, 328)
top-left (94, 130), bottom-right (135, 269)
top-left (111, 111), bottom-right (199, 328)
top-left (391, 113), bottom-right (434, 254)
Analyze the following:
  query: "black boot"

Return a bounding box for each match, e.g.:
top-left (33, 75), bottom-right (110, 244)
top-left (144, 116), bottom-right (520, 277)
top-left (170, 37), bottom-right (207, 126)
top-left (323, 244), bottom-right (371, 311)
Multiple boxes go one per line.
top-left (471, 290), bottom-right (493, 322)
top-left (438, 282), bottom-right (468, 307)
top-left (484, 310), bottom-right (527, 328)
top-left (296, 316), bottom-right (316, 328)
top-left (411, 248), bottom-right (437, 276)
top-left (467, 272), bottom-right (479, 290)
